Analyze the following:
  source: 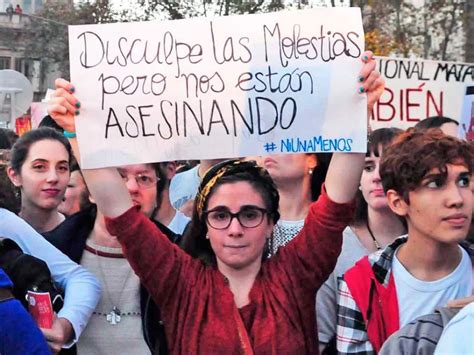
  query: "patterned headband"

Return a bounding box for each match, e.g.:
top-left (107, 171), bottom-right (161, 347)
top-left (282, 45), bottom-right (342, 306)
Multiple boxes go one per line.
top-left (195, 160), bottom-right (265, 216)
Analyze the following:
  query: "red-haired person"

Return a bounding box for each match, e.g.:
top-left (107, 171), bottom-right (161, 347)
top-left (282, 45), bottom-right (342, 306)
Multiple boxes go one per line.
top-left (336, 129), bottom-right (474, 354)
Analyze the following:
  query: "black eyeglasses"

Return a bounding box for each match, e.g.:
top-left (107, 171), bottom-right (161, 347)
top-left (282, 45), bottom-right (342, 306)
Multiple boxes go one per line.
top-left (204, 206), bottom-right (268, 230)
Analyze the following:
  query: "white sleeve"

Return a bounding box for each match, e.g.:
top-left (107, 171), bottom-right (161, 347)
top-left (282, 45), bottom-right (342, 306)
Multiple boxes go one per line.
top-left (0, 209), bottom-right (101, 345)
top-left (435, 302), bottom-right (474, 355)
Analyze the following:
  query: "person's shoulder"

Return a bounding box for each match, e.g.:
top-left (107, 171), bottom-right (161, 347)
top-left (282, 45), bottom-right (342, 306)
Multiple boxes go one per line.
top-left (380, 309), bottom-right (454, 355)
top-left (151, 218), bottom-right (180, 243)
top-left (435, 303), bottom-right (474, 354)
top-left (335, 227), bottom-right (369, 276)
top-left (173, 210), bottom-right (191, 228)
top-left (44, 205), bottom-right (96, 238)
top-left (444, 302), bottom-right (474, 327)
top-left (0, 208), bottom-right (29, 233)
top-left (0, 207), bottom-right (15, 220)
top-left (173, 165), bottom-right (199, 181)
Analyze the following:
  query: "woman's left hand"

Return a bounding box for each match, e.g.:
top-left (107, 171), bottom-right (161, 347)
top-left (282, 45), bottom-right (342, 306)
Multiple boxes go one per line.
top-left (358, 51), bottom-right (385, 114)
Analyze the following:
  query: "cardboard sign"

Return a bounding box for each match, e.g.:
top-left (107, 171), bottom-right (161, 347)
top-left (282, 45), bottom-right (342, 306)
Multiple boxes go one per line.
top-left (68, 8), bottom-right (366, 168)
top-left (373, 57), bottom-right (474, 130)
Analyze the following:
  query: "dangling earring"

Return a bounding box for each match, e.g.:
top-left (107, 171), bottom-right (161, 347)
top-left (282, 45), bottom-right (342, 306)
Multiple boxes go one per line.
top-left (358, 185), bottom-right (362, 191)
top-left (308, 168), bottom-right (313, 175)
top-left (205, 235), bottom-right (209, 240)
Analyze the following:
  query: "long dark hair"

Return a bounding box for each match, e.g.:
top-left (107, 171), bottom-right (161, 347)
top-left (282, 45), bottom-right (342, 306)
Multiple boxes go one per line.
top-left (180, 160), bottom-right (280, 266)
top-left (353, 127), bottom-right (403, 225)
top-left (310, 153), bottom-right (332, 201)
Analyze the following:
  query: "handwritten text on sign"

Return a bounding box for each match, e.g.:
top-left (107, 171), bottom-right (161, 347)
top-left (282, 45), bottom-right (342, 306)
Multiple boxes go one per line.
top-left (69, 9), bottom-right (366, 168)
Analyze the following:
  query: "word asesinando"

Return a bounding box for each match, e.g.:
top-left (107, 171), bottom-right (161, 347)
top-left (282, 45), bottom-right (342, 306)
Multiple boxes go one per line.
top-left (103, 97), bottom-right (299, 140)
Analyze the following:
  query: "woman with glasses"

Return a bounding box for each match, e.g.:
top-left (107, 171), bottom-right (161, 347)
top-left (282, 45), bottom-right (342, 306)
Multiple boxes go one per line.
top-left (7, 127), bottom-right (72, 233)
top-left (48, 51), bottom-right (384, 353)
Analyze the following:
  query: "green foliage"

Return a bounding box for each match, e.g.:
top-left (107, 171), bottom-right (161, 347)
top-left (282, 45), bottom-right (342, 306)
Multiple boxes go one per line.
top-left (354, 0), bottom-right (466, 61)
top-left (17, 0), bottom-right (470, 85)
top-left (21, 0), bottom-right (117, 79)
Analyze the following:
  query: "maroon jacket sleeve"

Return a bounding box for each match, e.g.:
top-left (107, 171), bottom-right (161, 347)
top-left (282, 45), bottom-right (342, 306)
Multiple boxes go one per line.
top-left (105, 206), bottom-right (199, 306)
top-left (267, 185), bottom-right (355, 292)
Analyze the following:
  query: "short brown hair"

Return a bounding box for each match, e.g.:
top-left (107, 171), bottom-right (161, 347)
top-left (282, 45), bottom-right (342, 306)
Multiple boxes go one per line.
top-left (380, 128), bottom-right (474, 202)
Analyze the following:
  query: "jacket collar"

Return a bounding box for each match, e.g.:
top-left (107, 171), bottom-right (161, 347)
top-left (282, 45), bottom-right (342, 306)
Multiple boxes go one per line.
top-left (367, 235), bottom-right (408, 286)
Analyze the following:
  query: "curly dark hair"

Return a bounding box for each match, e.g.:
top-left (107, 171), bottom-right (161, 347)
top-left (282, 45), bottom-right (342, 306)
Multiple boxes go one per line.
top-left (180, 159), bottom-right (280, 266)
top-left (380, 128), bottom-right (474, 203)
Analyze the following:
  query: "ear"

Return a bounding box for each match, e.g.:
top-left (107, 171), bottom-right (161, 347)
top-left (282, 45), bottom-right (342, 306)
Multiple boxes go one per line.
top-left (386, 189), bottom-right (408, 217)
top-left (306, 154), bottom-right (318, 170)
top-left (7, 166), bottom-right (22, 187)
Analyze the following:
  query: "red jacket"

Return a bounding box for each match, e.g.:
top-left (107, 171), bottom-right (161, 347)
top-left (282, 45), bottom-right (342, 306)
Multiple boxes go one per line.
top-left (343, 255), bottom-right (400, 353)
top-left (107, 189), bottom-right (354, 354)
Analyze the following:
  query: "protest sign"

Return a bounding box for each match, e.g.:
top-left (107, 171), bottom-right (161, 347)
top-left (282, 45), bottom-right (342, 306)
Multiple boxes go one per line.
top-left (373, 57), bottom-right (474, 130)
top-left (69, 8), bottom-right (366, 169)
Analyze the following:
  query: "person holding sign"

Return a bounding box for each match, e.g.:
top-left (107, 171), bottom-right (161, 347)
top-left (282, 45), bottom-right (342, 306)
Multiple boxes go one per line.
top-left (48, 51), bottom-right (383, 354)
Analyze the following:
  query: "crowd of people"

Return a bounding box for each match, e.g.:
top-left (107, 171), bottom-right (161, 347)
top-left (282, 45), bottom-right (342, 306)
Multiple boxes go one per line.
top-left (0, 49), bottom-right (473, 355)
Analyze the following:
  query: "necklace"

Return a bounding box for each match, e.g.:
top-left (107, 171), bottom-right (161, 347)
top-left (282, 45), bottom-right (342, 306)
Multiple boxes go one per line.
top-left (366, 219), bottom-right (382, 251)
top-left (90, 245), bottom-right (133, 325)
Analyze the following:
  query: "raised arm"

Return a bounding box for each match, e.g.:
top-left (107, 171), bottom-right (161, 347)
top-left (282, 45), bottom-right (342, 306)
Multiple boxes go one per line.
top-left (48, 78), bottom-right (195, 311)
top-left (48, 79), bottom-right (132, 218)
top-left (325, 51), bottom-right (384, 203)
top-left (267, 52), bottom-right (385, 294)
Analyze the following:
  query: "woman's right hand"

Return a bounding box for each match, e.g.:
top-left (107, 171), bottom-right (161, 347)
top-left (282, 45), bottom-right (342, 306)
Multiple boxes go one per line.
top-left (47, 78), bottom-right (80, 133)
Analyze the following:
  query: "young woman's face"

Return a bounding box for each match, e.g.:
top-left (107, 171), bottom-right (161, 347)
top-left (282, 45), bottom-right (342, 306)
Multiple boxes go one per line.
top-left (360, 151), bottom-right (388, 211)
top-left (205, 181), bottom-right (274, 272)
top-left (10, 139), bottom-right (70, 211)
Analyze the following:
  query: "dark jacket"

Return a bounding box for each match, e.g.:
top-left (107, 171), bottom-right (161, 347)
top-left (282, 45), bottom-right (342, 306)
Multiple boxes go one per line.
top-left (44, 205), bottom-right (179, 354)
